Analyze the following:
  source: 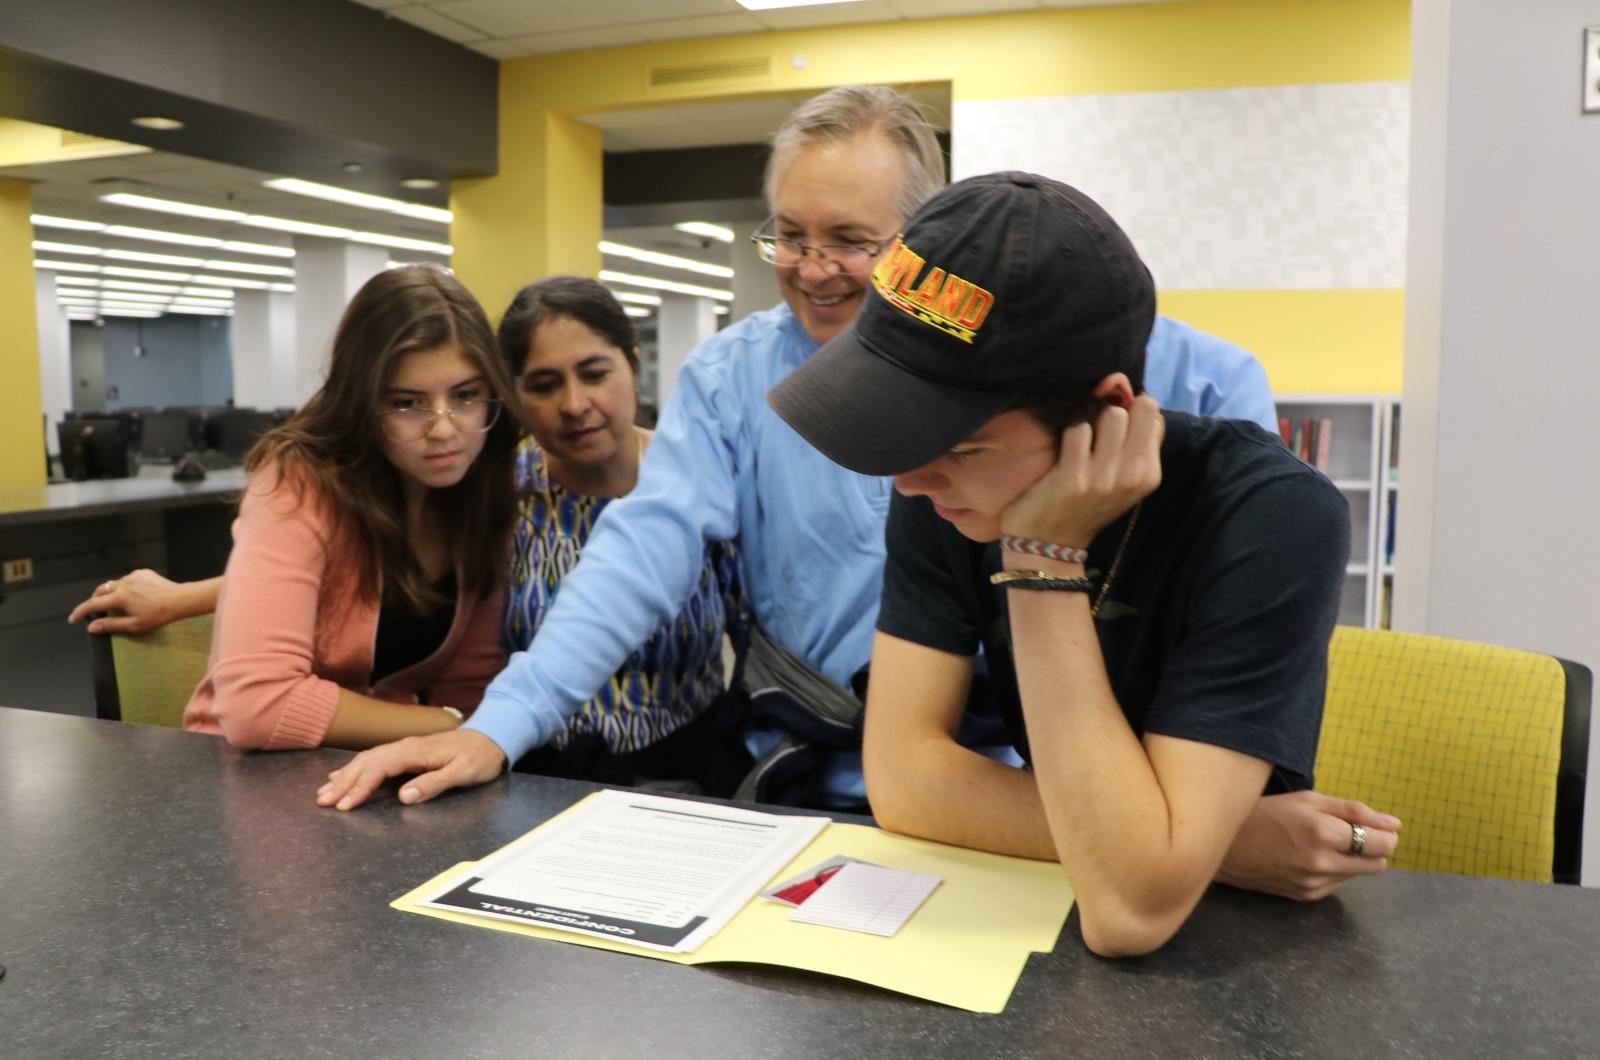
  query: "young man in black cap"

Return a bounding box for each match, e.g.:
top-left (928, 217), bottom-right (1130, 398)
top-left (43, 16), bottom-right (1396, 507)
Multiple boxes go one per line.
top-left (769, 172), bottom-right (1352, 957)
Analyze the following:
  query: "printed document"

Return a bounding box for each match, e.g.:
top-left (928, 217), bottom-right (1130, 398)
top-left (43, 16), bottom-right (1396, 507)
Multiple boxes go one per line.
top-left (419, 789), bottom-right (828, 953)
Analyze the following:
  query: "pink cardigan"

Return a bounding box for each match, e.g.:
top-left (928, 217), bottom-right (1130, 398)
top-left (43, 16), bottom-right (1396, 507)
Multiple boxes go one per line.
top-left (184, 462), bottom-right (506, 749)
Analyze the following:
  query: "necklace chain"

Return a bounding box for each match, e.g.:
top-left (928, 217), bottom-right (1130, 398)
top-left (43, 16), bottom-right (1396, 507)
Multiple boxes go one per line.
top-left (1091, 504), bottom-right (1140, 617)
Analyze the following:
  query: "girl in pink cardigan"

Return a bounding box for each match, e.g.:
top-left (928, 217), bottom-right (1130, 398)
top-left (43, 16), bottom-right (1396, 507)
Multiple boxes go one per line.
top-left (183, 266), bottom-right (523, 750)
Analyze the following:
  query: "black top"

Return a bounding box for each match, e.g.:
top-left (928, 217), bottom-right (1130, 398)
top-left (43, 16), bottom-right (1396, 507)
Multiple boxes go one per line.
top-left (371, 570), bottom-right (458, 687)
top-left (877, 413), bottom-right (1349, 792)
top-left (7, 706), bottom-right (1600, 1059)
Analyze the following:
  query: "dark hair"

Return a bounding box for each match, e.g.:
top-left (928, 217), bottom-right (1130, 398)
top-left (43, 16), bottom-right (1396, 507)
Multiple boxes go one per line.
top-left (1009, 362), bottom-right (1147, 437)
top-left (497, 275), bottom-right (640, 377)
top-left (245, 265), bottom-right (523, 612)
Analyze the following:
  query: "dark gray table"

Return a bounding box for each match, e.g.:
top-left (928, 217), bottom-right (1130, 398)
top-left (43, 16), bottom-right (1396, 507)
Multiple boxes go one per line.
top-left (3, 706), bottom-right (1597, 1059)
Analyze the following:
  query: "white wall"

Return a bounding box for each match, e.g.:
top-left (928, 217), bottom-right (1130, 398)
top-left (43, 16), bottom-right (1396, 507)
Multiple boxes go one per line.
top-left (290, 238), bottom-right (387, 405)
top-left (953, 83), bottom-right (1410, 291)
top-left (232, 290), bottom-right (295, 409)
top-left (1400, 0), bottom-right (1600, 885)
top-left (33, 271), bottom-right (70, 454)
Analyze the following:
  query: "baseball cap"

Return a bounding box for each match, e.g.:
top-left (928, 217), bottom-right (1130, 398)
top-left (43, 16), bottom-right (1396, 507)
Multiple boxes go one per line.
top-left (767, 171), bottom-right (1155, 476)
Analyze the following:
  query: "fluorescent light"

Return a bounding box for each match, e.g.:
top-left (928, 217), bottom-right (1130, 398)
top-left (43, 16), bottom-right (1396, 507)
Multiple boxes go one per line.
top-left (263, 177), bottom-right (453, 224)
top-left (623, 306), bottom-right (651, 318)
top-left (598, 270), bottom-right (734, 302)
top-left (220, 240), bottom-right (294, 258)
top-left (35, 213), bottom-right (294, 257)
top-left (100, 280), bottom-right (184, 294)
top-left (715, 305), bottom-right (730, 315)
top-left (101, 190), bottom-right (444, 257)
top-left (268, 283), bottom-right (296, 293)
top-left (348, 231), bottom-right (453, 255)
top-left (192, 274), bottom-right (273, 289)
top-left (100, 192), bottom-right (245, 222)
top-left (102, 266), bottom-right (194, 281)
top-left (399, 177), bottom-right (441, 190)
top-left (200, 259), bottom-right (294, 276)
top-left (178, 286), bottom-right (233, 298)
top-left (171, 296), bottom-right (235, 308)
top-left (239, 216), bottom-right (352, 238)
top-left (33, 214), bottom-right (105, 231)
top-left (131, 116), bottom-right (185, 131)
top-left (88, 290), bottom-right (171, 304)
top-left (54, 276), bottom-right (101, 286)
top-left (164, 306), bottom-right (233, 316)
top-left (102, 309), bottom-right (164, 318)
top-left (103, 248), bottom-right (204, 266)
top-left (600, 241), bottom-right (733, 279)
top-left (674, 222), bottom-right (735, 244)
top-left (102, 224), bottom-right (220, 248)
top-left (610, 291), bottom-right (663, 307)
top-left (34, 259), bottom-right (102, 272)
top-left (735, 0), bottom-right (867, 8)
top-left (33, 241), bottom-right (102, 256)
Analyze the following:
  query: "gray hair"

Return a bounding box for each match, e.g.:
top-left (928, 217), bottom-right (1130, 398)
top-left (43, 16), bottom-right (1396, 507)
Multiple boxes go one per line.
top-left (764, 86), bottom-right (946, 222)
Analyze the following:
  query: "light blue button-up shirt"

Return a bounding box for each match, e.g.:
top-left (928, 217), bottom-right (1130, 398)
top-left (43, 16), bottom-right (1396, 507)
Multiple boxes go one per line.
top-left (466, 305), bottom-right (1276, 763)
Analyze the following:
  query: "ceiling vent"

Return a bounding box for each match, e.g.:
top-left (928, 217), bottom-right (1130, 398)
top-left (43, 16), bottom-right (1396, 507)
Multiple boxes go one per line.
top-left (648, 57), bottom-right (771, 89)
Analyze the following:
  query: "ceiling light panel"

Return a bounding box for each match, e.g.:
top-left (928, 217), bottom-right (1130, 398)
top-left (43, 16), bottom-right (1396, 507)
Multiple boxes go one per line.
top-left (99, 192), bottom-right (446, 260)
top-left (263, 178), bottom-right (453, 225)
top-left (600, 241), bottom-right (733, 279)
top-left (33, 241), bottom-right (101, 256)
top-left (100, 192), bottom-right (246, 222)
top-left (598, 270), bottom-right (733, 302)
top-left (31, 214), bottom-right (105, 231)
top-left (101, 225), bottom-right (220, 248)
top-left (675, 222), bottom-right (735, 243)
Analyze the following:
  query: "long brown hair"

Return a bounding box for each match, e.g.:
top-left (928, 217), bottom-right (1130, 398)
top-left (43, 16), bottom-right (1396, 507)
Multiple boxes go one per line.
top-left (245, 265), bottom-right (522, 611)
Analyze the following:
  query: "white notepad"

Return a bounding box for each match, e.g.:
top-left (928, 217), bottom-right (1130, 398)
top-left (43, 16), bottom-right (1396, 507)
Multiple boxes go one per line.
top-left (788, 861), bottom-right (942, 937)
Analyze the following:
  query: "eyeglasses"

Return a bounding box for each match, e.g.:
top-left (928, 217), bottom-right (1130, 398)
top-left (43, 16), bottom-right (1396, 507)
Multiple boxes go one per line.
top-left (379, 398), bottom-right (502, 441)
top-left (750, 219), bottom-right (893, 273)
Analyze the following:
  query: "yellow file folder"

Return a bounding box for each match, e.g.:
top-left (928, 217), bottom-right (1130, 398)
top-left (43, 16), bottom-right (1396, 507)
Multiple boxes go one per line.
top-left (393, 793), bottom-right (1076, 1014)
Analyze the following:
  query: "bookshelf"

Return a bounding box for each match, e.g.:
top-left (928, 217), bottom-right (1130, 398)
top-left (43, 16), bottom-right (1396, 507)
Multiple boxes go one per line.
top-left (1275, 394), bottom-right (1401, 628)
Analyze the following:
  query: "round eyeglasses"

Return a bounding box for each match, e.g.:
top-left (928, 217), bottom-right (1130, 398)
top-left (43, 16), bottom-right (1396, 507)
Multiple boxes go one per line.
top-left (379, 398), bottom-right (502, 441)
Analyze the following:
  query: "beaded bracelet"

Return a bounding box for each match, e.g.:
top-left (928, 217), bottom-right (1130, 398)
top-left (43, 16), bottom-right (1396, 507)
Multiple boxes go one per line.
top-left (989, 570), bottom-right (1097, 592)
top-left (1000, 534), bottom-right (1089, 565)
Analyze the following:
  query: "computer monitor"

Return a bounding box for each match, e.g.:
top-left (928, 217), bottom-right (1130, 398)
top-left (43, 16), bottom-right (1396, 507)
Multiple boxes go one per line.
top-left (207, 408), bottom-right (275, 460)
top-left (57, 418), bottom-right (139, 481)
top-left (140, 410), bottom-right (193, 462)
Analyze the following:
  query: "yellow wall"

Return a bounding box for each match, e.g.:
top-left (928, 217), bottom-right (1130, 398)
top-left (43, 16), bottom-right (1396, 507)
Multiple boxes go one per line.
top-left (0, 178), bottom-right (45, 490)
top-left (1158, 289), bottom-right (1405, 395)
top-left (452, 0), bottom-right (1410, 389)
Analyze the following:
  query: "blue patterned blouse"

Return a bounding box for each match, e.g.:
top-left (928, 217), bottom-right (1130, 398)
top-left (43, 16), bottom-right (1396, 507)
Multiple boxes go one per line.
top-left (504, 436), bottom-right (743, 753)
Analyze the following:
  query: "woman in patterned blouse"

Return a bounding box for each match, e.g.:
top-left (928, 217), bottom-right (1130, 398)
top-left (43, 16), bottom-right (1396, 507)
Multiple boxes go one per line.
top-left (494, 276), bottom-right (748, 793)
top-left (70, 274), bottom-right (749, 795)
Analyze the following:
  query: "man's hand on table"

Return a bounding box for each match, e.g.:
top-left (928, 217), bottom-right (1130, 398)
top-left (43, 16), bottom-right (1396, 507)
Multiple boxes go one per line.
top-left (1217, 791), bottom-right (1402, 901)
top-left (317, 729), bottom-right (507, 810)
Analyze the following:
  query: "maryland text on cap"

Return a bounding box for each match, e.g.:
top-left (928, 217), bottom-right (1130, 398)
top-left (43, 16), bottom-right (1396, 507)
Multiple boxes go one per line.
top-left (767, 171), bottom-right (1156, 476)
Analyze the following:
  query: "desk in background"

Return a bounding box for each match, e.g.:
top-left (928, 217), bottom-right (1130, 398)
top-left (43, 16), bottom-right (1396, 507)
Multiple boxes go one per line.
top-left (2, 706), bottom-right (1598, 1059)
top-left (0, 468), bottom-right (245, 717)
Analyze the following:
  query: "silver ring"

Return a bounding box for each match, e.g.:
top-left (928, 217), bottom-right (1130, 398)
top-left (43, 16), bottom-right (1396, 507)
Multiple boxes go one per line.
top-left (1348, 824), bottom-right (1368, 856)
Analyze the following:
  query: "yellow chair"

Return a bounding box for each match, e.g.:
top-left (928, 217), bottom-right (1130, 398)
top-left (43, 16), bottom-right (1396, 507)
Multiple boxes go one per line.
top-left (89, 614), bottom-right (214, 728)
top-left (1317, 626), bottom-right (1590, 884)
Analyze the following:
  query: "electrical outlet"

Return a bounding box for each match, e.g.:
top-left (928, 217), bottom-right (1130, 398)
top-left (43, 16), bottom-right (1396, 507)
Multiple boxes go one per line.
top-left (1585, 27), bottom-right (1600, 114)
top-left (2, 558), bottom-right (32, 583)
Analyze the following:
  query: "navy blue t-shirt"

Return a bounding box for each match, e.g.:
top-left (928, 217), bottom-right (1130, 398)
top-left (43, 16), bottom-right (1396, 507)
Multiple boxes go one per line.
top-left (876, 412), bottom-right (1349, 793)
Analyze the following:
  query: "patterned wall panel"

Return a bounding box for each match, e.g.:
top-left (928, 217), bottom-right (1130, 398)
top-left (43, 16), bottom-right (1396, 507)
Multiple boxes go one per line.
top-left (952, 82), bottom-right (1410, 290)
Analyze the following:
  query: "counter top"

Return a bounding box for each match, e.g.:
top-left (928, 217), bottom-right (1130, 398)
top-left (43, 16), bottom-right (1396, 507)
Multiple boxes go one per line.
top-left (3, 706), bottom-right (1598, 1059)
top-left (0, 465), bottom-right (246, 526)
